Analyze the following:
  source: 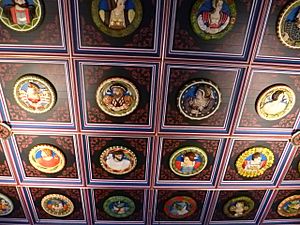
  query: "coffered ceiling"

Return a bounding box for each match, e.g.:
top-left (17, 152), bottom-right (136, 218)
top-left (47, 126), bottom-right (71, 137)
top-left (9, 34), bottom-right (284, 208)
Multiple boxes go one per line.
top-left (0, 0), bottom-right (299, 224)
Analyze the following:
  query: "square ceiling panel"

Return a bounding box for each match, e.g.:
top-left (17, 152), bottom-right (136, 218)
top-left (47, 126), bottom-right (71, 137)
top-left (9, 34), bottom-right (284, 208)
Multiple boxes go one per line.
top-left (0, 0), bottom-right (66, 53)
top-left (235, 68), bottom-right (300, 135)
top-left (155, 136), bottom-right (225, 187)
top-left (77, 60), bottom-right (158, 132)
top-left (9, 134), bottom-right (82, 185)
top-left (167, 0), bottom-right (261, 60)
top-left (71, 0), bottom-right (163, 56)
top-left (219, 138), bottom-right (290, 187)
top-left (160, 64), bottom-right (243, 133)
top-left (255, 0), bottom-right (300, 64)
top-left (0, 59), bottom-right (75, 130)
top-left (84, 134), bottom-right (152, 186)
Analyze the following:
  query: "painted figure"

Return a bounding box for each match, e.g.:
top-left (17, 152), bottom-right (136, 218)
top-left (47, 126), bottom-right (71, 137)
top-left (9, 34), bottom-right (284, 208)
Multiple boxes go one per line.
top-left (188, 87), bottom-right (212, 115)
top-left (98, 0), bottom-right (135, 29)
top-left (18, 81), bottom-right (51, 111)
top-left (229, 201), bottom-right (249, 217)
top-left (2, 0), bottom-right (36, 25)
top-left (242, 152), bottom-right (266, 171)
top-left (282, 8), bottom-right (300, 43)
top-left (260, 90), bottom-right (288, 116)
top-left (284, 200), bottom-right (300, 213)
top-left (186, 86), bottom-right (214, 116)
top-left (105, 150), bottom-right (131, 171)
top-left (35, 148), bottom-right (60, 168)
top-left (112, 201), bottom-right (129, 214)
top-left (0, 199), bottom-right (10, 214)
top-left (47, 199), bottom-right (68, 213)
top-left (102, 84), bottom-right (134, 112)
top-left (170, 201), bottom-right (190, 216)
top-left (175, 152), bottom-right (201, 174)
top-left (197, 0), bottom-right (230, 34)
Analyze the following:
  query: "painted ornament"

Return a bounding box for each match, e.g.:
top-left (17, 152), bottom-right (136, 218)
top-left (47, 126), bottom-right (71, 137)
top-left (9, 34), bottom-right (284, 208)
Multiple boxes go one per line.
top-left (41, 194), bottom-right (74, 217)
top-left (13, 74), bottom-right (56, 114)
top-left (256, 84), bottom-right (295, 121)
top-left (277, 195), bottom-right (300, 217)
top-left (0, 123), bottom-right (12, 140)
top-left (0, 193), bottom-right (13, 216)
top-left (29, 144), bottom-right (65, 174)
top-left (191, 0), bottom-right (237, 40)
top-left (277, 0), bottom-right (300, 48)
top-left (91, 0), bottom-right (143, 37)
top-left (291, 131), bottom-right (300, 147)
top-left (96, 77), bottom-right (139, 117)
top-left (177, 79), bottom-right (221, 120)
top-left (169, 146), bottom-right (208, 177)
top-left (103, 195), bottom-right (135, 218)
top-left (163, 196), bottom-right (197, 219)
top-left (0, 0), bottom-right (42, 32)
top-left (235, 146), bottom-right (274, 178)
top-left (100, 146), bottom-right (137, 175)
top-left (223, 196), bottom-right (254, 218)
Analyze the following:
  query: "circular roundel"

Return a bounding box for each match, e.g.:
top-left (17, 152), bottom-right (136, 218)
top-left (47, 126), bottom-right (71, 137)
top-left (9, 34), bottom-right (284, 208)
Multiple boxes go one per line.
top-left (91, 0), bottom-right (143, 37)
top-left (0, 193), bottom-right (13, 216)
top-left (41, 194), bottom-right (74, 217)
top-left (103, 195), bottom-right (135, 218)
top-left (223, 196), bottom-right (255, 218)
top-left (29, 144), bottom-right (65, 174)
top-left (163, 196), bottom-right (197, 219)
top-left (96, 77), bottom-right (139, 117)
top-left (256, 84), bottom-right (296, 121)
top-left (0, 0), bottom-right (43, 32)
top-left (277, 195), bottom-right (300, 217)
top-left (235, 146), bottom-right (275, 178)
top-left (100, 146), bottom-right (137, 175)
top-left (277, 0), bottom-right (300, 49)
top-left (13, 74), bottom-right (56, 114)
top-left (177, 79), bottom-right (221, 120)
top-left (169, 146), bottom-right (208, 177)
top-left (291, 131), bottom-right (300, 147)
top-left (190, 0), bottom-right (237, 40)
top-left (0, 123), bottom-right (12, 140)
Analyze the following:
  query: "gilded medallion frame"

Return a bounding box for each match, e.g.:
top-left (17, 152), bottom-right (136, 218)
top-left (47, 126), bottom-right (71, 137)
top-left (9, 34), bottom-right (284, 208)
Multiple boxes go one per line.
top-left (277, 0), bottom-right (300, 49)
top-left (96, 77), bottom-right (139, 117)
top-left (223, 196), bottom-right (254, 218)
top-left (0, 122), bottom-right (12, 140)
top-left (0, 0), bottom-right (43, 32)
top-left (256, 84), bottom-right (296, 121)
top-left (41, 194), bottom-right (74, 217)
top-left (291, 131), bottom-right (300, 147)
top-left (91, 0), bottom-right (143, 37)
top-left (277, 195), bottom-right (300, 217)
top-left (103, 195), bottom-right (135, 218)
top-left (169, 146), bottom-right (208, 177)
top-left (100, 145), bottom-right (137, 175)
top-left (235, 146), bottom-right (274, 178)
top-left (0, 193), bottom-right (13, 216)
top-left (28, 144), bottom-right (65, 174)
top-left (190, 0), bottom-right (237, 40)
top-left (177, 79), bottom-right (221, 120)
top-left (13, 74), bottom-right (57, 114)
